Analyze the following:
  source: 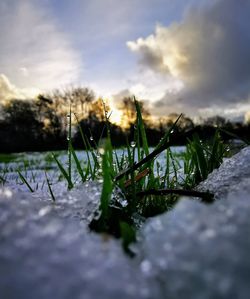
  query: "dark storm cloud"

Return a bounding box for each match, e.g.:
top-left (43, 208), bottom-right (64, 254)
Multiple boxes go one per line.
top-left (128, 0), bottom-right (250, 116)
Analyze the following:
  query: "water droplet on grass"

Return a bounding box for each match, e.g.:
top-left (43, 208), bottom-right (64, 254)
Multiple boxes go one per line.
top-left (120, 199), bottom-right (128, 207)
top-left (131, 141), bottom-right (136, 148)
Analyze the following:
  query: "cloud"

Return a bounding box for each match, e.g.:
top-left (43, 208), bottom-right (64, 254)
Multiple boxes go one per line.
top-left (112, 89), bottom-right (133, 107)
top-left (245, 111), bottom-right (250, 123)
top-left (0, 74), bottom-right (23, 102)
top-left (196, 99), bottom-right (250, 121)
top-left (111, 87), bottom-right (151, 110)
top-left (0, 74), bottom-right (39, 103)
top-left (0, 0), bottom-right (81, 91)
top-left (127, 0), bottom-right (250, 117)
top-left (0, 73), bottom-right (40, 103)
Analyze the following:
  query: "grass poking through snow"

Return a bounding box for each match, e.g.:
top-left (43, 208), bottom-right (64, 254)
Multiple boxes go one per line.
top-left (1, 97), bottom-right (242, 254)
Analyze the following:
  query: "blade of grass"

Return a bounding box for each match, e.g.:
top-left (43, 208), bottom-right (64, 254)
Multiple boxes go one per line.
top-left (155, 114), bottom-right (183, 151)
top-left (74, 113), bottom-right (95, 176)
top-left (102, 100), bottom-right (114, 176)
top-left (191, 134), bottom-right (208, 180)
top-left (17, 170), bottom-right (34, 193)
top-left (168, 148), bottom-right (178, 185)
top-left (53, 154), bottom-right (73, 189)
top-left (83, 161), bottom-right (91, 181)
top-left (120, 221), bottom-right (136, 256)
top-left (67, 104), bottom-right (72, 183)
top-left (134, 97), bottom-right (149, 156)
top-left (45, 171), bottom-right (56, 202)
top-left (164, 148), bottom-right (170, 187)
top-left (115, 123), bottom-right (193, 181)
top-left (134, 97), bottom-right (155, 186)
top-left (69, 141), bottom-right (85, 182)
top-left (115, 114), bottom-right (184, 181)
top-left (99, 140), bottom-right (113, 220)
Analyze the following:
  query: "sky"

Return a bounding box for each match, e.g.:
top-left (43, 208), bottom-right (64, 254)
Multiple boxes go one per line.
top-left (0, 0), bottom-right (250, 122)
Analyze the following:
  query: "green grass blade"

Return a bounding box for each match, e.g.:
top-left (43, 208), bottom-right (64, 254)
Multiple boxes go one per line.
top-left (83, 161), bottom-right (91, 181)
top-left (74, 113), bottom-right (95, 175)
top-left (192, 134), bottom-right (208, 179)
top-left (86, 137), bottom-right (99, 168)
top-left (69, 141), bottom-right (85, 182)
top-left (102, 100), bottom-right (112, 142)
top-left (120, 221), bottom-right (136, 255)
top-left (114, 150), bottom-right (121, 172)
top-left (102, 100), bottom-right (114, 176)
top-left (67, 105), bottom-right (72, 182)
top-left (134, 97), bottom-right (149, 156)
top-left (100, 140), bottom-right (113, 220)
top-left (164, 148), bottom-right (170, 187)
top-left (134, 97), bottom-right (157, 187)
top-left (17, 170), bottom-right (34, 193)
top-left (135, 120), bottom-right (141, 162)
top-left (45, 171), bottom-right (56, 202)
top-left (169, 148), bottom-right (178, 185)
top-left (155, 114), bottom-right (183, 151)
top-left (53, 153), bottom-right (73, 189)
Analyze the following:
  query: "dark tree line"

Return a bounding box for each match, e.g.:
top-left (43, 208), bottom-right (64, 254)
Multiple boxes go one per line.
top-left (0, 87), bottom-right (249, 153)
top-left (0, 97), bottom-right (66, 152)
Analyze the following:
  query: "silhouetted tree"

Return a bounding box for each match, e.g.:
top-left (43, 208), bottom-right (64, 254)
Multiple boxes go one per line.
top-left (0, 99), bottom-right (43, 151)
top-left (203, 115), bottom-right (226, 127)
top-left (118, 97), bottom-right (151, 129)
top-left (1, 86), bottom-right (250, 153)
top-left (3, 100), bottom-right (42, 136)
top-left (71, 87), bottom-right (95, 117)
top-left (158, 113), bottom-right (194, 133)
top-left (43, 87), bottom-right (95, 119)
top-left (36, 94), bottom-right (65, 138)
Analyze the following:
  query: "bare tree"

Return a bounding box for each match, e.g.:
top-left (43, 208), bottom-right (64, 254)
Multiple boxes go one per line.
top-left (43, 87), bottom-right (95, 119)
top-left (118, 97), bottom-right (151, 129)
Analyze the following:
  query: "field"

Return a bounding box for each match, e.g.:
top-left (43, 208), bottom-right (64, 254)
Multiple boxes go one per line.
top-left (0, 100), bottom-right (239, 253)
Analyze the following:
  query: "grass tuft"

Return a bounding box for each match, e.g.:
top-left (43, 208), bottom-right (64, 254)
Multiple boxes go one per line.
top-left (4, 97), bottom-right (238, 255)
